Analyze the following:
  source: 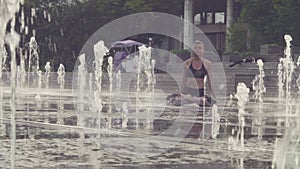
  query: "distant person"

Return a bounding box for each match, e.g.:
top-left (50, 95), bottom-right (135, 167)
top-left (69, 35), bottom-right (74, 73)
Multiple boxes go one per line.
top-left (229, 57), bottom-right (256, 67)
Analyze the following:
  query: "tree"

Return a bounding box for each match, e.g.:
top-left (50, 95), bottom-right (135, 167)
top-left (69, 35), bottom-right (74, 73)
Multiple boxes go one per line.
top-left (21, 0), bottom-right (183, 71)
top-left (228, 0), bottom-right (300, 53)
top-left (227, 22), bottom-right (248, 53)
top-left (273, 0), bottom-right (300, 44)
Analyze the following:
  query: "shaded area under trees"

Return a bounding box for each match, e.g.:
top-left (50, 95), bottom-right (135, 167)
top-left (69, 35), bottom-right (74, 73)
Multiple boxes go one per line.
top-left (227, 0), bottom-right (300, 54)
top-left (20, 0), bottom-right (183, 72)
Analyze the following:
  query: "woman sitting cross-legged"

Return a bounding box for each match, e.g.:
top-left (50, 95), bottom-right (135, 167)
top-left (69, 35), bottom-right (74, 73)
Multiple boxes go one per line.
top-left (167, 93), bottom-right (216, 107)
top-left (179, 40), bottom-right (217, 105)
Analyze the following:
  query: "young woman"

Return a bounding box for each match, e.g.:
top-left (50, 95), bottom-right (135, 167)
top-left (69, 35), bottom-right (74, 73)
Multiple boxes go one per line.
top-left (180, 40), bottom-right (216, 106)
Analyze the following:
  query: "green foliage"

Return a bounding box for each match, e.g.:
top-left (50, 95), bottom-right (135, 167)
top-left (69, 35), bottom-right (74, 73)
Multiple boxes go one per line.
top-left (170, 49), bottom-right (190, 55)
top-left (21, 0), bottom-right (183, 72)
top-left (228, 0), bottom-right (300, 53)
top-left (227, 22), bottom-right (248, 53)
top-left (272, 0), bottom-right (300, 42)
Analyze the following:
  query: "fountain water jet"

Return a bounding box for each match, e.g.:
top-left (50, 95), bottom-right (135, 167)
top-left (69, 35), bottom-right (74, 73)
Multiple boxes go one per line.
top-left (211, 104), bottom-right (220, 139)
top-left (5, 14), bottom-right (21, 169)
top-left (56, 63), bottom-right (65, 125)
top-left (282, 35), bottom-right (295, 126)
top-left (37, 70), bottom-right (42, 89)
top-left (252, 59), bottom-right (266, 146)
top-left (273, 34), bottom-right (299, 169)
top-left (44, 61), bottom-right (51, 89)
top-left (93, 41), bottom-right (107, 126)
top-left (0, 43), bottom-right (7, 136)
top-left (16, 49), bottom-right (26, 88)
top-left (29, 37), bottom-right (39, 87)
top-left (107, 56), bottom-right (113, 93)
top-left (35, 70), bottom-right (42, 108)
top-left (107, 56), bottom-right (113, 129)
top-left (94, 41), bottom-right (107, 94)
top-left (234, 82), bottom-right (250, 150)
top-left (297, 56), bottom-right (300, 67)
top-left (136, 46), bottom-right (145, 93)
top-left (116, 70), bottom-right (121, 92)
top-left (1, 1), bottom-right (23, 168)
top-left (77, 53), bottom-right (87, 138)
top-left (57, 64), bottom-right (65, 89)
top-left (135, 45), bottom-right (156, 128)
top-left (150, 59), bottom-right (156, 92)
